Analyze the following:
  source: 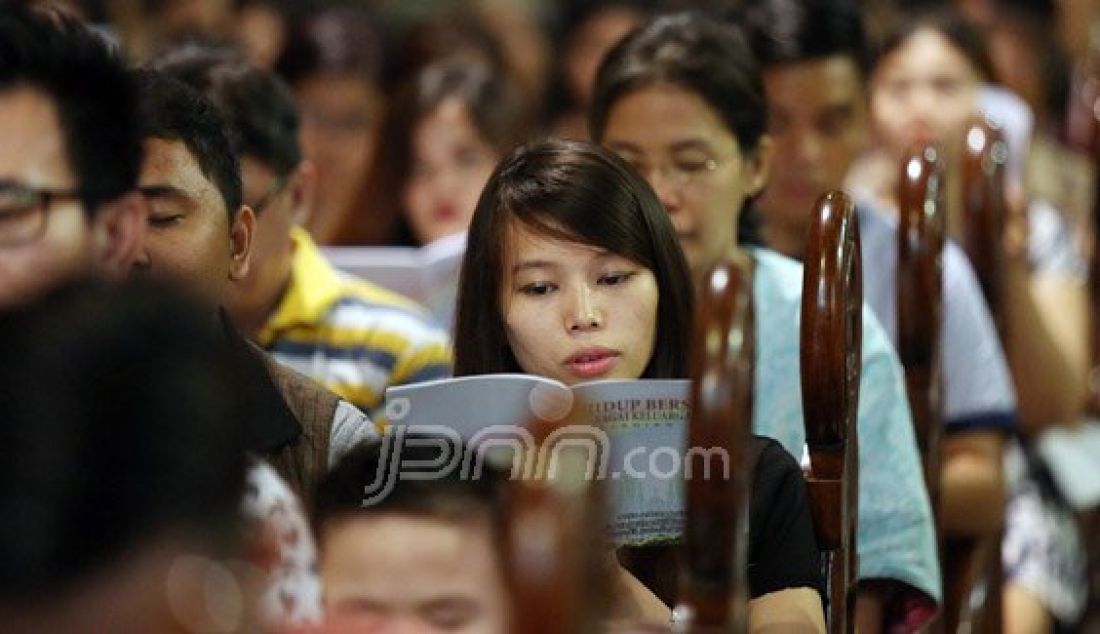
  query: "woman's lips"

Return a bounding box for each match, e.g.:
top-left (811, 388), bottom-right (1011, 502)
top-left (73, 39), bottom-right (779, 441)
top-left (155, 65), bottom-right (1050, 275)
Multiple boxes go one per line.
top-left (434, 204), bottom-right (459, 222)
top-left (564, 348), bottom-right (620, 379)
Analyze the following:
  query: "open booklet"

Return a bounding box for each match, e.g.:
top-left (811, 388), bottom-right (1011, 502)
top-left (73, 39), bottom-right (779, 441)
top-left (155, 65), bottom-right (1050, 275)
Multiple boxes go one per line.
top-left (384, 374), bottom-right (697, 547)
top-left (323, 232), bottom-right (465, 330)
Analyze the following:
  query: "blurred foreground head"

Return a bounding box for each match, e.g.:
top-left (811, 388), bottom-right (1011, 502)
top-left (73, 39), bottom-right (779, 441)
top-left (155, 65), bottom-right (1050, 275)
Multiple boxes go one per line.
top-left (0, 281), bottom-right (253, 633)
top-left (313, 435), bottom-right (511, 632)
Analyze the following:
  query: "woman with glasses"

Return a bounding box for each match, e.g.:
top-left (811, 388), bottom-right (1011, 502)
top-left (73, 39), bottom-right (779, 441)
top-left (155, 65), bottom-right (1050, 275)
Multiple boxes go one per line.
top-left (590, 13), bottom-right (940, 632)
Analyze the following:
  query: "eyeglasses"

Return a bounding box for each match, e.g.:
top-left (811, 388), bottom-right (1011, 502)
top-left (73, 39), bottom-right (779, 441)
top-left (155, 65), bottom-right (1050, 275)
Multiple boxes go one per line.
top-left (0, 181), bottom-right (84, 247)
top-left (248, 176), bottom-right (287, 217)
top-left (626, 157), bottom-right (722, 190)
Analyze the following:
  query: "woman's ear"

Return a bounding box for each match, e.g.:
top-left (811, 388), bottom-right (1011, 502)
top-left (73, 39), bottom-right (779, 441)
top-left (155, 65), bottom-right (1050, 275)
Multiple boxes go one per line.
top-left (746, 135), bottom-right (774, 198)
top-left (228, 206), bottom-right (255, 282)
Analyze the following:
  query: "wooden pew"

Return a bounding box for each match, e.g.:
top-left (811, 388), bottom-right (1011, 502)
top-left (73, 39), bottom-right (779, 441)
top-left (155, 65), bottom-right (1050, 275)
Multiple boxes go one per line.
top-left (898, 128), bottom-right (1005, 634)
top-left (956, 118), bottom-right (1009, 634)
top-left (959, 118), bottom-right (1010, 338)
top-left (504, 413), bottom-right (611, 633)
top-left (897, 144), bottom-right (946, 517)
top-left (800, 191), bottom-right (862, 634)
top-left (677, 256), bottom-right (756, 630)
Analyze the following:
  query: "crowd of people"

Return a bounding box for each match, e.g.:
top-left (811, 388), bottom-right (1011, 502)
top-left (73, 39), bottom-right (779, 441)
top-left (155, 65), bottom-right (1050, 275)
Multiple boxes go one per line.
top-left (1, 0), bottom-right (1097, 632)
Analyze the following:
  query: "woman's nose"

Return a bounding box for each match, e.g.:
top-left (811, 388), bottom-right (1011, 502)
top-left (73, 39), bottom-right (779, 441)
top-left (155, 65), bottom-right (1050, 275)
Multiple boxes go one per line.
top-left (565, 284), bottom-right (602, 332)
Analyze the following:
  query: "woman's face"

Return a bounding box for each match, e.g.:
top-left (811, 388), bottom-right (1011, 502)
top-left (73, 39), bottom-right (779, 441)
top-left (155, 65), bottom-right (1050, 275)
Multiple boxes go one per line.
top-left (870, 28), bottom-right (981, 160)
top-left (501, 221), bottom-right (659, 385)
top-left (296, 73), bottom-right (381, 242)
top-left (564, 6), bottom-right (644, 108)
top-left (601, 82), bottom-right (770, 277)
top-left (403, 98), bottom-right (499, 245)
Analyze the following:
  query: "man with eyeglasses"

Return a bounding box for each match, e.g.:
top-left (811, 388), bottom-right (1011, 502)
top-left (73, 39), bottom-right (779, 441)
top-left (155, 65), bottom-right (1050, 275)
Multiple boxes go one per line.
top-left (151, 46), bottom-right (453, 424)
top-left (0, 7), bottom-right (334, 630)
top-left (0, 5), bottom-right (146, 309)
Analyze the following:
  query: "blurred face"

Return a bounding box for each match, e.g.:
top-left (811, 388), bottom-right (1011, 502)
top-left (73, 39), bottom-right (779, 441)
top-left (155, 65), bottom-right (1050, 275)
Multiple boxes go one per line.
top-left (0, 87), bottom-right (95, 309)
top-left (296, 73), bottom-right (381, 242)
top-left (759, 56), bottom-right (869, 256)
top-left (224, 156), bottom-right (295, 327)
top-left (136, 137), bottom-right (253, 309)
top-left (402, 99), bottom-right (498, 245)
top-left (158, 0), bottom-right (233, 34)
top-left (601, 83), bottom-right (770, 276)
top-left (564, 6), bottom-right (643, 107)
top-left (235, 2), bottom-right (287, 69)
top-left (502, 222), bottom-right (658, 385)
top-left (320, 515), bottom-right (509, 633)
top-left (870, 28), bottom-right (981, 160)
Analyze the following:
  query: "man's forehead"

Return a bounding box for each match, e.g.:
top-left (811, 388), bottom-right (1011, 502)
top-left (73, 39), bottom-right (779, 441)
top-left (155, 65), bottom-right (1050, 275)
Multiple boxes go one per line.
top-left (764, 56), bottom-right (866, 107)
top-left (0, 85), bottom-right (74, 187)
top-left (139, 136), bottom-right (226, 213)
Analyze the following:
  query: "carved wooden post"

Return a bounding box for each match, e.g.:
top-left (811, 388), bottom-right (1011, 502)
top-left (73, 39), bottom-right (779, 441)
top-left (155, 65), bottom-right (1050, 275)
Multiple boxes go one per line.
top-left (677, 257), bottom-right (755, 632)
top-left (505, 416), bottom-right (609, 633)
top-left (897, 143), bottom-right (946, 512)
top-left (800, 191), bottom-right (862, 634)
top-left (960, 118), bottom-right (1010, 339)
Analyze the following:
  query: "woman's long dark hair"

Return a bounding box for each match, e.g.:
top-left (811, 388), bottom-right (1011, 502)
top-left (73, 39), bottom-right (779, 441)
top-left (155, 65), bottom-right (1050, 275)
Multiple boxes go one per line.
top-left (361, 57), bottom-right (529, 246)
top-left (453, 139), bottom-right (694, 379)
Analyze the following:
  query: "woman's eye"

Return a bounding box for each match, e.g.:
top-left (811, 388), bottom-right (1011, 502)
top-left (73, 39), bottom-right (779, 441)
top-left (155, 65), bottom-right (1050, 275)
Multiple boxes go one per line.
top-left (676, 160), bottom-right (710, 174)
top-left (932, 77), bottom-right (962, 96)
top-left (455, 147), bottom-right (489, 167)
top-left (599, 271), bottom-right (636, 286)
top-left (519, 282), bottom-right (556, 296)
top-left (884, 78), bottom-right (911, 98)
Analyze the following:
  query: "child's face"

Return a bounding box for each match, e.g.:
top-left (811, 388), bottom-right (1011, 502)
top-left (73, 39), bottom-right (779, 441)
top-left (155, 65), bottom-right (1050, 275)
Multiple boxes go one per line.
top-left (501, 221), bottom-right (659, 385)
top-left (402, 98), bottom-right (498, 245)
top-left (320, 514), bottom-right (510, 633)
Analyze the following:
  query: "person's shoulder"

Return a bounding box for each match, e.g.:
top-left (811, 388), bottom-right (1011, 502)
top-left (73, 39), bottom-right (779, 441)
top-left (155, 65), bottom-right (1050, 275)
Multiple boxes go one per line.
top-left (326, 275), bottom-right (451, 344)
top-left (750, 247), bottom-right (803, 305)
top-left (750, 435), bottom-right (802, 480)
top-left (333, 273), bottom-right (434, 318)
top-left (855, 200), bottom-right (898, 243)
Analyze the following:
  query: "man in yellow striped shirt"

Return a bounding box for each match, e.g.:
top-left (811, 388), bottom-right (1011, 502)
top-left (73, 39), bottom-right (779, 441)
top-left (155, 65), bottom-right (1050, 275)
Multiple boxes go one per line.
top-left (155, 46), bottom-right (452, 422)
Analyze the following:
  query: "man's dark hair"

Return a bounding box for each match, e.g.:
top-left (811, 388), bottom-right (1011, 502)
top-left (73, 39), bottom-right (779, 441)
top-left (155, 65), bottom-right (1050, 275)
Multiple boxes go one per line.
top-left (0, 2), bottom-right (141, 213)
top-left (135, 68), bottom-right (243, 217)
top-left (0, 280), bottom-right (249, 599)
top-left (153, 44), bottom-right (302, 179)
top-left (314, 435), bottom-right (507, 532)
top-left (740, 0), bottom-right (868, 74)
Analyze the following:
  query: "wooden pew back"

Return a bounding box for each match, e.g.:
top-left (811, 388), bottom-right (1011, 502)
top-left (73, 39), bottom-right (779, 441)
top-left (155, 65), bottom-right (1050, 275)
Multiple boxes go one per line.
top-left (800, 191), bottom-right (862, 634)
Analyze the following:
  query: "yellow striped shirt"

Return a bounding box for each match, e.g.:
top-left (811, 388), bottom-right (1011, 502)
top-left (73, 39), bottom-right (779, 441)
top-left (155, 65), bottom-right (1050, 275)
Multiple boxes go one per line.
top-left (258, 228), bottom-right (453, 422)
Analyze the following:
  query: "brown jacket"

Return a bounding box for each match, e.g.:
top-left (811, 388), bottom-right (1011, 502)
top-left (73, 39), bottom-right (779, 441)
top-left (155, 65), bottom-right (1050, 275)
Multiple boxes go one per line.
top-left (259, 351), bottom-right (339, 507)
top-left (223, 313), bottom-right (339, 506)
